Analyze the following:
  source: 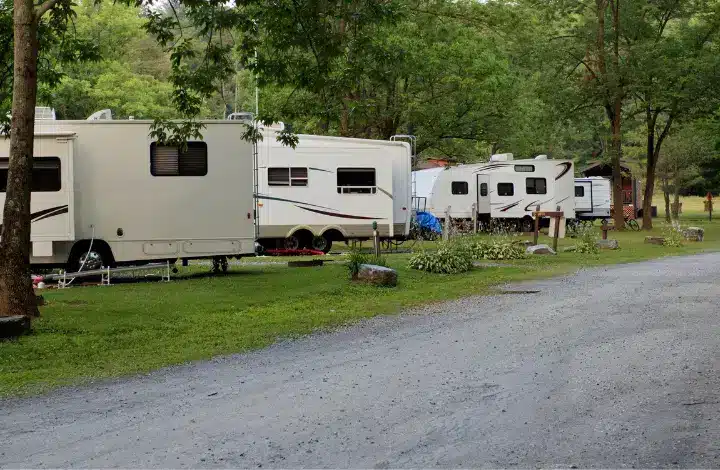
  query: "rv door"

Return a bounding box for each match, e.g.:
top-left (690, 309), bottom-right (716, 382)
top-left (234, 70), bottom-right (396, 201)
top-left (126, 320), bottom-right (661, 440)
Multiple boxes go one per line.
top-left (476, 174), bottom-right (490, 214)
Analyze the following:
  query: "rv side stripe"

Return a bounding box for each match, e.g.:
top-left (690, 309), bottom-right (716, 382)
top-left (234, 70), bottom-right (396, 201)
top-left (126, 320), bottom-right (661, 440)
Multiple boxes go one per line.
top-left (295, 205), bottom-right (383, 220)
top-left (555, 162), bottom-right (572, 180)
top-left (255, 194), bottom-right (333, 210)
top-left (0, 204), bottom-right (69, 232)
top-left (377, 187), bottom-right (393, 199)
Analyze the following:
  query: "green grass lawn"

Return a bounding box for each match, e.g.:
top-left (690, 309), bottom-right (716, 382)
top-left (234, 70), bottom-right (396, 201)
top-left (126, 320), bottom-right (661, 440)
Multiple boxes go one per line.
top-left (1, 215), bottom-right (718, 397)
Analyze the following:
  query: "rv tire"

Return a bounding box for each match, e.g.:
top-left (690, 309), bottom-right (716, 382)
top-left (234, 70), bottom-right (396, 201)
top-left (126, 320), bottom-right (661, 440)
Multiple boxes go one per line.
top-left (284, 235), bottom-right (301, 250)
top-left (67, 241), bottom-right (115, 273)
top-left (519, 217), bottom-right (534, 233)
top-left (311, 235), bottom-right (332, 254)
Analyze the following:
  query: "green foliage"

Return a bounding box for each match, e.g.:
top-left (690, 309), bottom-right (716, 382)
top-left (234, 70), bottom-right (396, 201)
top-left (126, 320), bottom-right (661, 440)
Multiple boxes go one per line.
top-left (575, 225), bottom-right (600, 254)
top-left (468, 238), bottom-right (527, 261)
top-left (663, 225), bottom-right (685, 247)
top-left (347, 249), bottom-right (368, 278)
top-left (408, 241), bottom-right (473, 274)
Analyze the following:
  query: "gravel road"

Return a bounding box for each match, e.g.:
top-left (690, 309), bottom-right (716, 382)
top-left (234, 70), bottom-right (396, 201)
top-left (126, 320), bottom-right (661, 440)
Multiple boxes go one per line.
top-left (2, 254), bottom-right (719, 468)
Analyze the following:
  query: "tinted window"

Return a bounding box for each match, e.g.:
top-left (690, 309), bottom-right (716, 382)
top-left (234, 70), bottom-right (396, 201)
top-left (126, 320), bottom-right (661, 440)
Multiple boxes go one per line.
top-left (268, 167), bottom-right (308, 187)
top-left (337, 168), bottom-right (376, 194)
top-left (150, 142), bottom-right (207, 176)
top-left (526, 178), bottom-right (547, 195)
top-left (480, 182), bottom-right (488, 197)
top-left (514, 165), bottom-right (535, 173)
top-left (0, 157), bottom-right (61, 192)
top-left (451, 181), bottom-right (468, 195)
top-left (497, 182), bottom-right (514, 196)
top-left (575, 186), bottom-right (585, 197)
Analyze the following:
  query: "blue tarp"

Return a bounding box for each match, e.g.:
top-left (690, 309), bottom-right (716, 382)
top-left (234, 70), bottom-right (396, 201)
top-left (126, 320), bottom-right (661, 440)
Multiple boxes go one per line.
top-left (415, 211), bottom-right (442, 234)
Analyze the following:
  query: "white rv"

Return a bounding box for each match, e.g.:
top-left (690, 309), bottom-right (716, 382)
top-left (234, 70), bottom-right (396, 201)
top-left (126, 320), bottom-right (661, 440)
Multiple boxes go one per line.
top-left (255, 130), bottom-right (412, 252)
top-left (413, 154), bottom-right (576, 231)
top-left (574, 177), bottom-right (611, 221)
top-left (0, 117), bottom-right (257, 270)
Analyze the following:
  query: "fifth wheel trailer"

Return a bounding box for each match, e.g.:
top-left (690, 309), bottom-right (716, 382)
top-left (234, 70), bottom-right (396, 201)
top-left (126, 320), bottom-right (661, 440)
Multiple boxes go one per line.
top-left (413, 154), bottom-right (576, 231)
top-left (0, 118), bottom-right (256, 270)
top-left (255, 129), bottom-right (412, 252)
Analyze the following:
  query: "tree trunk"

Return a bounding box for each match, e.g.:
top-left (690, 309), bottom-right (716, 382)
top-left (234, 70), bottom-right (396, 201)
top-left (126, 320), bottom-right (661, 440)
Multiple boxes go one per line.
top-left (671, 191), bottom-right (680, 221)
top-left (663, 186), bottom-right (671, 222)
top-left (0, 0), bottom-right (40, 318)
top-left (610, 102), bottom-right (625, 230)
top-left (642, 107), bottom-right (657, 230)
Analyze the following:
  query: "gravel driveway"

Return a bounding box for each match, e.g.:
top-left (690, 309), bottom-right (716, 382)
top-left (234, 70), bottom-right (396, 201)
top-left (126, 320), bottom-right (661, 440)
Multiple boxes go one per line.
top-left (1, 254), bottom-right (719, 468)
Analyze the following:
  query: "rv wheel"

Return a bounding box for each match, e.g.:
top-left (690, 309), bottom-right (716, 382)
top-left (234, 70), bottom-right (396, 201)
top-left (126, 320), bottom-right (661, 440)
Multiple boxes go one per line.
top-left (311, 235), bottom-right (332, 254)
top-left (68, 245), bottom-right (110, 273)
top-left (284, 235), bottom-right (301, 250)
top-left (519, 217), bottom-right (534, 234)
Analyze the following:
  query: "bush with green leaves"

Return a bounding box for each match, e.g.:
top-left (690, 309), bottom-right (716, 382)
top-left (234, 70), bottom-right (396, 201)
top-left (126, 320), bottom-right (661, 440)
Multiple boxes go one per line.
top-left (575, 224), bottom-right (600, 254)
top-left (468, 237), bottom-right (526, 260)
top-left (663, 224), bottom-right (685, 247)
top-left (408, 241), bottom-right (473, 274)
top-left (347, 249), bottom-right (368, 278)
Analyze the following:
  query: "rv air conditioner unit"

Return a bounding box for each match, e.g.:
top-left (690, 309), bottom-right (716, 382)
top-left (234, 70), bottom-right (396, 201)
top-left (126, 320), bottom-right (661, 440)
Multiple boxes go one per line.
top-left (35, 107), bottom-right (56, 120)
top-left (490, 153), bottom-right (513, 162)
top-left (535, 154), bottom-right (548, 160)
top-left (227, 112), bottom-right (254, 121)
top-left (87, 109), bottom-right (113, 121)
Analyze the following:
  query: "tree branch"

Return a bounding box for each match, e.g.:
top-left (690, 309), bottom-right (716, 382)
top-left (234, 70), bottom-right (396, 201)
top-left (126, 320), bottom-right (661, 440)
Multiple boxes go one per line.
top-left (34, 0), bottom-right (61, 21)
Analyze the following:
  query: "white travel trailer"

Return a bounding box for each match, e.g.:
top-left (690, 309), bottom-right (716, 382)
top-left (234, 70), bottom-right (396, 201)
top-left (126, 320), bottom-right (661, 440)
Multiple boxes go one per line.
top-left (413, 154), bottom-right (576, 231)
top-left (574, 176), bottom-right (611, 221)
top-left (255, 130), bottom-right (412, 252)
top-left (0, 116), bottom-right (257, 270)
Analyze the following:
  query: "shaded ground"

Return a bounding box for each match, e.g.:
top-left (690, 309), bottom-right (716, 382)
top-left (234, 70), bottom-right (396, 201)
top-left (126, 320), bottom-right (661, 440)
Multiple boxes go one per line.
top-left (1, 254), bottom-right (719, 468)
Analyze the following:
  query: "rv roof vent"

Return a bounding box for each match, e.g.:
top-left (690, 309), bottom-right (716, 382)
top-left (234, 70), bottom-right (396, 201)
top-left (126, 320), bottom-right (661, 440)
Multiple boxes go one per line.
top-left (87, 109), bottom-right (113, 121)
top-left (35, 107), bottom-right (56, 120)
top-left (228, 112), bottom-right (254, 121)
top-left (535, 154), bottom-right (548, 160)
top-left (490, 153), bottom-right (513, 162)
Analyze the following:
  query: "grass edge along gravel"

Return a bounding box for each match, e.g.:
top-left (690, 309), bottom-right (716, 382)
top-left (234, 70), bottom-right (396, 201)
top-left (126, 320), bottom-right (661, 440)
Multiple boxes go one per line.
top-left (1, 219), bottom-right (719, 397)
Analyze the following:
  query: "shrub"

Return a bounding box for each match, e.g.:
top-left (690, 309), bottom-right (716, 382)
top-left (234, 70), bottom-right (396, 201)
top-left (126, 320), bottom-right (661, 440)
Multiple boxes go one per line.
top-left (468, 237), bottom-right (526, 260)
top-left (347, 249), bottom-right (368, 278)
top-left (575, 224), bottom-right (600, 254)
top-left (408, 241), bottom-right (473, 274)
top-left (663, 224), bottom-right (684, 247)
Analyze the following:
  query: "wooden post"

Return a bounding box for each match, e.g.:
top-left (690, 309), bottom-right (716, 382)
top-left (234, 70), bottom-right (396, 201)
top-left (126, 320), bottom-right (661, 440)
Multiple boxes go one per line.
top-left (372, 221), bottom-right (380, 258)
top-left (533, 205), bottom-right (540, 246)
top-left (552, 205), bottom-right (561, 253)
top-left (471, 203), bottom-right (478, 234)
top-left (601, 223), bottom-right (608, 240)
top-left (443, 206), bottom-right (451, 241)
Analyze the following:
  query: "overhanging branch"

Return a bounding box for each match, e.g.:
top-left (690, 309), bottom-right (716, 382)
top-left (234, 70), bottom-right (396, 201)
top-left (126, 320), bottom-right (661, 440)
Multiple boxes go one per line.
top-left (34, 0), bottom-right (61, 21)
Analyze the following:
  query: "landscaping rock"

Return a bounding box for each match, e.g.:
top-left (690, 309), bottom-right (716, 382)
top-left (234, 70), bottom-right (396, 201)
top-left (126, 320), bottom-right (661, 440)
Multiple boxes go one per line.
top-left (514, 240), bottom-right (534, 247)
top-left (683, 227), bottom-right (704, 242)
top-left (645, 236), bottom-right (665, 245)
top-left (563, 246), bottom-right (577, 253)
top-left (0, 315), bottom-right (31, 339)
top-left (356, 264), bottom-right (398, 287)
top-left (596, 239), bottom-right (619, 250)
top-left (526, 244), bottom-right (556, 255)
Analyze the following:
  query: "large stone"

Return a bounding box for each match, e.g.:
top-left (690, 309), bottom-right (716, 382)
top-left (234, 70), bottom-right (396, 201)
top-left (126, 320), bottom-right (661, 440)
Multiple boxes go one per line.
top-left (683, 227), bottom-right (704, 242)
top-left (563, 245), bottom-right (577, 253)
top-left (596, 239), bottom-right (619, 250)
top-left (526, 244), bottom-right (556, 255)
top-left (356, 264), bottom-right (398, 287)
top-left (0, 315), bottom-right (31, 339)
top-left (645, 236), bottom-right (665, 245)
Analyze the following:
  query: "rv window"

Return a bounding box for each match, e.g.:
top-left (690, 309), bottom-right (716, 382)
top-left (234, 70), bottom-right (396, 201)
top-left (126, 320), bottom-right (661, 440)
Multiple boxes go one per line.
top-left (514, 165), bottom-right (535, 173)
top-left (451, 181), bottom-right (469, 195)
top-left (0, 157), bottom-right (61, 192)
top-left (337, 168), bottom-right (376, 194)
top-left (290, 167), bottom-right (308, 186)
top-left (575, 186), bottom-right (585, 197)
top-left (268, 167), bottom-right (308, 187)
top-left (526, 178), bottom-right (547, 195)
top-left (497, 183), bottom-right (514, 196)
top-left (150, 142), bottom-right (208, 176)
top-left (480, 183), bottom-right (488, 197)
